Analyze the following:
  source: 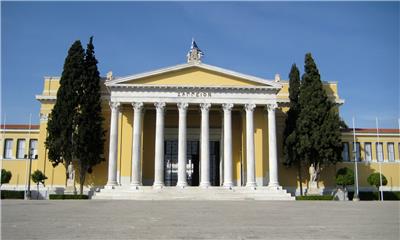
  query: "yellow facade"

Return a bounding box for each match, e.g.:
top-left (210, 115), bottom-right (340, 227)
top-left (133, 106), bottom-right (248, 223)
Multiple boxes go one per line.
top-left (0, 125), bottom-right (40, 188)
top-left (1, 65), bottom-right (399, 195)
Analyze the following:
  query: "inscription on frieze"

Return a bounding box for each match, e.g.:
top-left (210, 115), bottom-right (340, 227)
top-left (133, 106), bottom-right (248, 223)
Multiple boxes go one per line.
top-left (177, 91), bottom-right (211, 98)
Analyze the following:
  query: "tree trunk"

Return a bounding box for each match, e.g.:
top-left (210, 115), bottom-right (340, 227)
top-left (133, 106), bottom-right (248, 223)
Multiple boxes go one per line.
top-left (377, 187), bottom-right (380, 201)
top-left (37, 183), bottom-right (39, 200)
top-left (297, 163), bottom-right (303, 196)
top-left (79, 171), bottom-right (85, 195)
top-left (64, 163), bottom-right (69, 188)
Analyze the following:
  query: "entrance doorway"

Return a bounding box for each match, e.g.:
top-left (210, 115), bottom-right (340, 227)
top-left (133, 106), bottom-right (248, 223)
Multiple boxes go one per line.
top-left (164, 140), bottom-right (220, 186)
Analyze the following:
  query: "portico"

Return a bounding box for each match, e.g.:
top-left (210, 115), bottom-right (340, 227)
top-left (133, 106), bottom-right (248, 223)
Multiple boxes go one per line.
top-left (103, 42), bottom-right (284, 192)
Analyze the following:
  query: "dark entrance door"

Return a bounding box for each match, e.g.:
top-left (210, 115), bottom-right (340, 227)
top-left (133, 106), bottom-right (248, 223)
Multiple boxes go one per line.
top-left (164, 140), bottom-right (220, 186)
top-left (187, 141), bottom-right (199, 186)
top-left (209, 141), bottom-right (220, 186)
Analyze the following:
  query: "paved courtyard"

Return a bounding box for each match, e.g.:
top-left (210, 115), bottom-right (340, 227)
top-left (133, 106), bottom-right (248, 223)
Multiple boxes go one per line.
top-left (1, 200), bottom-right (399, 240)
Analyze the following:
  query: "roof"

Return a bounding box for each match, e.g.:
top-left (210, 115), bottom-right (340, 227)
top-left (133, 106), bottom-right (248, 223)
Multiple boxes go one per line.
top-left (1, 124), bottom-right (40, 130)
top-left (341, 128), bottom-right (400, 134)
top-left (105, 62), bottom-right (282, 89)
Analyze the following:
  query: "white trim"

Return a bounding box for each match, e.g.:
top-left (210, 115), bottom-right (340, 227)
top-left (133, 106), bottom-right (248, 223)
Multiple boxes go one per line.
top-left (109, 86), bottom-right (278, 105)
top-left (1, 158), bottom-right (37, 161)
top-left (35, 95), bottom-right (56, 101)
top-left (279, 79), bottom-right (339, 84)
top-left (342, 132), bottom-right (400, 137)
top-left (340, 160), bottom-right (400, 164)
top-left (110, 84), bottom-right (279, 91)
top-left (0, 129), bottom-right (39, 133)
top-left (277, 98), bottom-right (345, 105)
top-left (105, 62), bottom-right (282, 88)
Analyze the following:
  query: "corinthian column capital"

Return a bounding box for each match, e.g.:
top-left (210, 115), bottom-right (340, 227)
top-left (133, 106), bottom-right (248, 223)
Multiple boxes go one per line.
top-left (265, 103), bottom-right (278, 112)
top-left (132, 102), bottom-right (144, 111)
top-left (154, 102), bottom-right (166, 111)
top-left (244, 104), bottom-right (256, 112)
top-left (200, 103), bottom-right (211, 111)
top-left (177, 102), bottom-right (189, 111)
top-left (222, 103), bottom-right (234, 112)
top-left (109, 101), bottom-right (120, 110)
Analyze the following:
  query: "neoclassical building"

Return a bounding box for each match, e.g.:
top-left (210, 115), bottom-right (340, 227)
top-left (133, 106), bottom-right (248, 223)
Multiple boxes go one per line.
top-left (1, 42), bottom-right (399, 199)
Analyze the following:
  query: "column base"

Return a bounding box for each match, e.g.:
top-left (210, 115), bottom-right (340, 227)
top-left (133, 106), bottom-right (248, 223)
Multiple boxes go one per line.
top-left (130, 182), bottom-right (142, 190)
top-left (176, 182), bottom-right (187, 188)
top-left (200, 182), bottom-right (211, 188)
top-left (267, 183), bottom-right (282, 190)
top-left (246, 182), bottom-right (257, 190)
top-left (105, 181), bottom-right (118, 189)
top-left (153, 183), bottom-right (165, 189)
top-left (223, 182), bottom-right (233, 189)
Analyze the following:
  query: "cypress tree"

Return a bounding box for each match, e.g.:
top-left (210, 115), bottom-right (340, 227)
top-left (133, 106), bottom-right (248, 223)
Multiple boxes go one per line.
top-left (296, 53), bottom-right (343, 180)
top-left (46, 41), bottom-right (85, 183)
top-left (74, 37), bottom-right (105, 195)
top-left (283, 64), bottom-right (303, 195)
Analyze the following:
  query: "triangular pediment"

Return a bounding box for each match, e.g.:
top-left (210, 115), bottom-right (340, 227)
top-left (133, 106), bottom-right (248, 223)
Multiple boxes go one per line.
top-left (106, 63), bottom-right (281, 88)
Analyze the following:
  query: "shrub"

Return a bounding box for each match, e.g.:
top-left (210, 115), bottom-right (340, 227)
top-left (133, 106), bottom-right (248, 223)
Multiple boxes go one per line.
top-left (335, 167), bottom-right (354, 189)
top-left (367, 173), bottom-right (387, 189)
top-left (1, 169), bottom-right (12, 185)
top-left (31, 170), bottom-right (48, 199)
top-left (348, 191), bottom-right (400, 201)
top-left (1, 190), bottom-right (24, 199)
top-left (296, 195), bottom-right (333, 200)
top-left (49, 194), bottom-right (89, 200)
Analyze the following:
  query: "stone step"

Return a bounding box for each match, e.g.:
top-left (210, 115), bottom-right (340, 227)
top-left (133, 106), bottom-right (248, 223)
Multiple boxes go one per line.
top-left (92, 186), bottom-right (295, 200)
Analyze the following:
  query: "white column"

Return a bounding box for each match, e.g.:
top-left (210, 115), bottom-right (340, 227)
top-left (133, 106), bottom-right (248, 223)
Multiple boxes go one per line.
top-left (222, 103), bottom-right (234, 188)
top-left (106, 102), bottom-right (120, 189)
top-left (131, 102), bottom-right (143, 188)
top-left (245, 104), bottom-right (256, 188)
top-left (219, 110), bottom-right (224, 186)
top-left (200, 103), bottom-right (211, 188)
top-left (153, 102), bottom-right (166, 188)
top-left (177, 102), bottom-right (189, 188)
top-left (267, 104), bottom-right (280, 188)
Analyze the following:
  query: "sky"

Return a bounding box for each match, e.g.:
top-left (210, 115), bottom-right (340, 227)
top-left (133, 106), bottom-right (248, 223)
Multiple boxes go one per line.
top-left (1, 1), bottom-right (399, 128)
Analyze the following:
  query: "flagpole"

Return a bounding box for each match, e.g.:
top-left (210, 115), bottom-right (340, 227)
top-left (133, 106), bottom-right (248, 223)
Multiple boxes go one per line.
top-left (24, 114), bottom-right (32, 199)
top-left (352, 117), bottom-right (359, 201)
top-left (375, 117), bottom-right (383, 201)
top-left (0, 114), bottom-right (6, 171)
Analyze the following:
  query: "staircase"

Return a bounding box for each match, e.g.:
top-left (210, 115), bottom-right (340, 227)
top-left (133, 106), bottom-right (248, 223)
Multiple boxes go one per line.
top-left (92, 186), bottom-right (295, 200)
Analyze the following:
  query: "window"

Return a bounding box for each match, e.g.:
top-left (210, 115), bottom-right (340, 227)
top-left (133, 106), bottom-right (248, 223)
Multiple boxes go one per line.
top-left (352, 142), bottom-right (361, 161)
top-left (29, 139), bottom-right (38, 158)
top-left (3, 139), bottom-right (13, 159)
top-left (364, 142), bottom-right (372, 162)
top-left (388, 143), bottom-right (395, 162)
top-left (16, 139), bottom-right (26, 159)
top-left (376, 142), bottom-right (384, 162)
top-left (342, 142), bottom-right (349, 162)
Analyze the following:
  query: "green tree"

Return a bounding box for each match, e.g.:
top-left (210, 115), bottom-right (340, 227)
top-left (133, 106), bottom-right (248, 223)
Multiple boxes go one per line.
top-left (296, 53), bottom-right (343, 181)
top-left (1, 169), bottom-right (12, 186)
top-left (74, 37), bottom-right (105, 195)
top-left (31, 170), bottom-right (48, 200)
top-left (367, 172), bottom-right (387, 200)
top-left (283, 64), bottom-right (304, 195)
top-left (336, 167), bottom-right (354, 189)
top-left (45, 40), bottom-right (85, 184)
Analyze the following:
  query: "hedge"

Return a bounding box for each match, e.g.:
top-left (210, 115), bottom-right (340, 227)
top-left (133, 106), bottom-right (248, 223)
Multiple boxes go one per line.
top-left (1, 190), bottom-right (25, 199)
top-left (349, 191), bottom-right (400, 201)
top-left (49, 194), bottom-right (89, 200)
top-left (296, 195), bottom-right (334, 200)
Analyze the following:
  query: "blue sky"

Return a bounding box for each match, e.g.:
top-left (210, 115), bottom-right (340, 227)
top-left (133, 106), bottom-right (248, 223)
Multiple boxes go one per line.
top-left (1, 1), bottom-right (399, 128)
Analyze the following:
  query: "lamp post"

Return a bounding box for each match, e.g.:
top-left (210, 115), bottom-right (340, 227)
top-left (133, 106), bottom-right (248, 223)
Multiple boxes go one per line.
top-left (24, 145), bottom-right (38, 200)
top-left (352, 117), bottom-right (359, 201)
